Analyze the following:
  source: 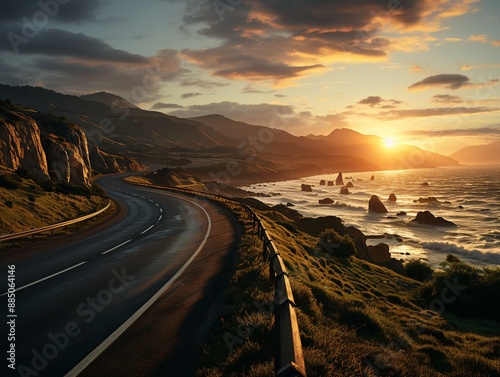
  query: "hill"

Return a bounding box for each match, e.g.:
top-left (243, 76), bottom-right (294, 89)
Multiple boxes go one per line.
top-left (450, 141), bottom-right (500, 165)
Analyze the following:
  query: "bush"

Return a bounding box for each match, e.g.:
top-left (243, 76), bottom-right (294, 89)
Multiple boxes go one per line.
top-left (28, 196), bottom-right (36, 202)
top-left (40, 180), bottom-right (56, 192)
top-left (55, 183), bottom-right (92, 197)
top-left (418, 261), bottom-right (500, 319)
top-left (91, 183), bottom-right (108, 198)
top-left (405, 258), bottom-right (433, 282)
top-left (317, 229), bottom-right (357, 257)
top-left (4, 200), bottom-right (13, 208)
top-left (0, 175), bottom-right (19, 190)
top-left (15, 168), bottom-right (32, 179)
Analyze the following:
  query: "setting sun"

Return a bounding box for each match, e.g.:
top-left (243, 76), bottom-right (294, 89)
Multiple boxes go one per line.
top-left (384, 138), bottom-right (395, 148)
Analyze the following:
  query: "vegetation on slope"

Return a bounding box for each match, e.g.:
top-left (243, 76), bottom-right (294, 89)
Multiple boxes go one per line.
top-left (0, 167), bottom-right (108, 237)
top-left (196, 199), bottom-right (500, 377)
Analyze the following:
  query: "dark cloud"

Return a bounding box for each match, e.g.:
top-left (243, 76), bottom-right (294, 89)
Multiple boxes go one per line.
top-left (432, 94), bottom-right (463, 104)
top-left (181, 92), bottom-right (202, 99)
top-left (357, 96), bottom-right (402, 108)
top-left (151, 102), bottom-right (185, 110)
top-left (179, 79), bottom-right (230, 89)
top-left (403, 124), bottom-right (500, 137)
top-left (0, 27), bottom-right (149, 64)
top-left (0, 0), bottom-right (99, 23)
top-left (172, 0), bottom-right (476, 83)
top-left (408, 74), bottom-right (471, 90)
top-left (377, 106), bottom-right (499, 120)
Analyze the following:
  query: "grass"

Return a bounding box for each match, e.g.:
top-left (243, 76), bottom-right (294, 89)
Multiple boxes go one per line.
top-left (196, 199), bottom-right (500, 377)
top-left (0, 168), bottom-right (108, 241)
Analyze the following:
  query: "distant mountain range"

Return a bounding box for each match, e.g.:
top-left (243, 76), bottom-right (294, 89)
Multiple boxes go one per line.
top-left (0, 84), bottom-right (460, 184)
top-left (450, 142), bottom-right (500, 165)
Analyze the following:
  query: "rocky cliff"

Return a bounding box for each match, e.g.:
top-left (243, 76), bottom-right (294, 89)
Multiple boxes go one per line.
top-left (0, 100), bottom-right (143, 187)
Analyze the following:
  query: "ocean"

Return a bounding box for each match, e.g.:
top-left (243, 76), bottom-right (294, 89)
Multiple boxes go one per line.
top-left (241, 165), bottom-right (500, 267)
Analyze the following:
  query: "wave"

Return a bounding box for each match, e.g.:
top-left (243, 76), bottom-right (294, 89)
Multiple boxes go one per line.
top-left (419, 241), bottom-right (500, 264)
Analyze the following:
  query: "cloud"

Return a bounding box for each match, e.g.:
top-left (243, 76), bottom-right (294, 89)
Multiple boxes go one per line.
top-left (493, 40), bottom-right (500, 47)
top-left (461, 63), bottom-right (500, 71)
top-left (408, 74), bottom-right (471, 90)
top-left (467, 34), bottom-right (489, 43)
top-left (172, 0), bottom-right (479, 84)
top-left (151, 102), bottom-right (185, 110)
top-left (0, 27), bottom-right (150, 64)
top-left (377, 106), bottom-right (500, 120)
top-left (181, 92), bottom-right (202, 99)
top-left (403, 124), bottom-right (500, 137)
top-left (0, 0), bottom-right (100, 23)
top-left (432, 94), bottom-right (463, 104)
top-left (357, 96), bottom-right (402, 108)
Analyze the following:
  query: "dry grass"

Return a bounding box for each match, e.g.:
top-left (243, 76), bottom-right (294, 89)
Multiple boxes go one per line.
top-left (197, 201), bottom-right (500, 376)
top-left (0, 168), bottom-right (108, 236)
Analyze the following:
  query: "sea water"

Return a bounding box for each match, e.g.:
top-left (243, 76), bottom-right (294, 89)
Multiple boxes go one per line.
top-left (241, 165), bottom-right (500, 267)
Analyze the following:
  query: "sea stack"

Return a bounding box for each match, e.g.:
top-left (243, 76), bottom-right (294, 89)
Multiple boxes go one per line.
top-left (301, 184), bottom-right (312, 192)
top-left (336, 172), bottom-right (344, 186)
top-left (340, 186), bottom-right (350, 195)
top-left (370, 175), bottom-right (375, 181)
top-left (369, 195), bottom-right (388, 213)
top-left (388, 193), bottom-right (397, 202)
top-left (412, 211), bottom-right (456, 227)
top-left (319, 198), bottom-right (334, 204)
top-left (319, 180), bottom-right (326, 186)
top-left (346, 182), bottom-right (354, 188)
top-left (327, 181), bottom-right (334, 186)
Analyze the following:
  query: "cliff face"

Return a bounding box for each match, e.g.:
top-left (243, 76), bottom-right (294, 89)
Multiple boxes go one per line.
top-left (0, 101), bottom-right (143, 187)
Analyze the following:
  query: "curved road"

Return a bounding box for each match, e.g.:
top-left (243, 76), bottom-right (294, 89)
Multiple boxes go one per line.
top-left (1, 175), bottom-right (239, 377)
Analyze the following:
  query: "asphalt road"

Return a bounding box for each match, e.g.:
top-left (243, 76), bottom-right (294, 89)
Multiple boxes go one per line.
top-left (1, 175), bottom-right (239, 377)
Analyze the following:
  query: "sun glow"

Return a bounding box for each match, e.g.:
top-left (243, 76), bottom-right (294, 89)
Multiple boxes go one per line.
top-left (384, 138), bottom-right (395, 148)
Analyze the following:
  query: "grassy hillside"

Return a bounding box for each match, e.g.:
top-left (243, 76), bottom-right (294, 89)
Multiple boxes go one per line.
top-left (196, 200), bottom-right (500, 376)
top-left (0, 167), bottom-right (108, 237)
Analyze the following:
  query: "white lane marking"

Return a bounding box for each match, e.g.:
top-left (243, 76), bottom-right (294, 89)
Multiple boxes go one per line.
top-left (140, 225), bottom-right (155, 235)
top-left (66, 194), bottom-right (212, 377)
top-left (157, 215), bottom-right (163, 222)
top-left (101, 239), bottom-right (132, 255)
top-left (0, 261), bottom-right (87, 296)
top-left (159, 208), bottom-right (163, 213)
top-left (155, 203), bottom-right (160, 207)
top-left (148, 199), bottom-right (154, 203)
top-left (140, 196), bottom-right (146, 199)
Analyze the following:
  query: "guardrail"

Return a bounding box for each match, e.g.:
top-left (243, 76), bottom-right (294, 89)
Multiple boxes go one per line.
top-left (0, 201), bottom-right (111, 243)
top-left (134, 183), bottom-right (307, 377)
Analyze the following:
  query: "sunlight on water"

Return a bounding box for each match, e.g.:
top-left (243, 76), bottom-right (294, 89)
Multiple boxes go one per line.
top-left (242, 165), bottom-right (500, 267)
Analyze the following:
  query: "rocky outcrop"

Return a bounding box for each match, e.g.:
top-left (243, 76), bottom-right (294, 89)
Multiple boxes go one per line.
top-left (339, 186), bottom-right (350, 195)
top-left (369, 195), bottom-right (388, 213)
top-left (319, 198), bottom-right (334, 204)
top-left (370, 175), bottom-right (375, 180)
top-left (414, 197), bottom-right (450, 205)
top-left (411, 211), bottom-right (456, 227)
top-left (388, 193), bottom-right (397, 202)
top-left (327, 181), bottom-right (334, 186)
top-left (336, 172), bottom-right (344, 186)
top-left (0, 101), bottom-right (143, 187)
top-left (301, 184), bottom-right (312, 192)
top-left (0, 115), bottom-right (50, 182)
top-left (319, 179), bottom-right (326, 185)
top-left (367, 243), bottom-right (390, 262)
top-left (346, 182), bottom-right (354, 188)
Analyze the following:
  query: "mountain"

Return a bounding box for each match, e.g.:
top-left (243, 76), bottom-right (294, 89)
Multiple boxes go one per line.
top-left (0, 85), bottom-right (236, 152)
top-left (80, 92), bottom-right (138, 109)
top-left (450, 142), bottom-right (500, 165)
top-left (0, 100), bottom-right (142, 187)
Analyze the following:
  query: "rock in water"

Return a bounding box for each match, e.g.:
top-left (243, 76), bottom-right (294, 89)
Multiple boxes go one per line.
top-left (388, 193), bottom-right (397, 202)
top-left (336, 172), bottom-right (344, 186)
top-left (369, 195), bottom-right (388, 213)
top-left (346, 181), bottom-right (354, 188)
top-left (301, 184), bottom-right (312, 192)
top-left (411, 211), bottom-right (457, 227)
top-left (319, 180), bottom-right (326, 185)
top-left (327, 181), bottom-right (334, 186)
top-left (339, 186), bottom-right (350, 195)
top-left (319, 198), bottom-right (334, 204)
top-left (370, 175), bottom-right (375, 180)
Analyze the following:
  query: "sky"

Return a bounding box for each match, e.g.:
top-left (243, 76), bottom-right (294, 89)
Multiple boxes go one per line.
top-left (1, 0), bottom-right (499, 155)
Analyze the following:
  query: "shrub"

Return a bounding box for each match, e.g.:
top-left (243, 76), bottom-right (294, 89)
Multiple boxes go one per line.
top-left (405, 258), bottom-right (433, 282)
top-left (317, 229), bottom-right (357, 257)
top-left (40, 180), bottom-right (56, 192)
top-left (91, 183), bottom-right (108, 198)
top-left (15, 168), bottom-right (32, 179)
top-left (5, 200), bottom-right (13, 208)
top-left (0, 175), bottom-right (19, 190)
top-left (28, 196), bottom-right (36, 202)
